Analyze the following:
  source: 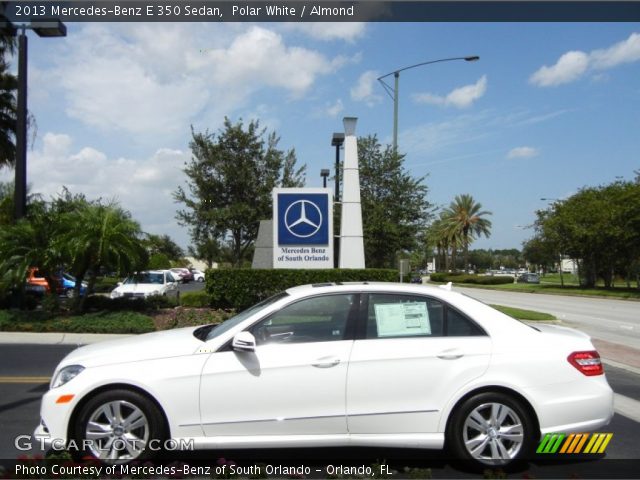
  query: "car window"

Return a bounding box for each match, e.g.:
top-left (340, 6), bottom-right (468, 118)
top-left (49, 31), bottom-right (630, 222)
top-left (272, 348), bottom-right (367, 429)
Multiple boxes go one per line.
top-left (366, 294), bottom-right (444, 339)
top-left (446, 307), bottom-right (485, 336)
top-left (366, 294), bottom-right (486, 339)
top-left (251, 294), bottom-right (357, 345)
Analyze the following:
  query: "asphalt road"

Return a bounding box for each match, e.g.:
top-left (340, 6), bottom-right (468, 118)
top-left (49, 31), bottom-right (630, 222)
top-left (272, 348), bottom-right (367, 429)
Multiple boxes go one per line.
top-left (0, 343), bottom-right (638, 478)
top-left (456, 287), bottom-right (640, 349)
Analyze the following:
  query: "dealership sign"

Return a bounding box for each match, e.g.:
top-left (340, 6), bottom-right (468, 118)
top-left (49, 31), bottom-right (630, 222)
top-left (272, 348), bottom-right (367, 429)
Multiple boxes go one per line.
top-left (273, 188), bottom-right (333, 268)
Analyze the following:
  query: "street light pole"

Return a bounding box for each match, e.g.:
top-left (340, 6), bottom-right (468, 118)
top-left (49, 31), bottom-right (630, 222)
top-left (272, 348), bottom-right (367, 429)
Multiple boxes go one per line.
top-left (0, 20), bottom-right (67, 220)
top-left (378, 56), bottom-right (479, 153)
top-left (14, 26), bottom-right (28, 219)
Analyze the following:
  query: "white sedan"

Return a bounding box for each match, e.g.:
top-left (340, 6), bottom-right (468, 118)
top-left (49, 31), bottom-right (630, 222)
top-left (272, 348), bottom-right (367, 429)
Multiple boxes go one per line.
top-left (36, 283), bottom-right (613, 467)
top-left (109, 270), bottom-right (179, 299)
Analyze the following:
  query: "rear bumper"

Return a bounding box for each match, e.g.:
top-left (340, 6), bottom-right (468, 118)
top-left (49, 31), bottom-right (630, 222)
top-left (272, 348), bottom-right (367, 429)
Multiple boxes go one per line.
top-left (525, 376), bottom-right (614, 435)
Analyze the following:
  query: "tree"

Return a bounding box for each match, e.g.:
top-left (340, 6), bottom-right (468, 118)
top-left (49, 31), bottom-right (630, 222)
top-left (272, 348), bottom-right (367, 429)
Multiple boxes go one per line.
top-left (175, 118), bottom-right (305, 267)
top-left (0, 189), bottom-right (148, 310)
top-left (143, 233), bottom-right (183, 262)
top-left (63, 200), bottom-right (148, 309)
top-left (521, 237), bottom-right (557, 273)
top-left (357, 135), bottom-right (431, 268)
top-left (0, 23), bottom-right (16, 169)
top-left (441, 194), bottom-right (492, 272)
top-left (534, 180), bottom-right (640, 288)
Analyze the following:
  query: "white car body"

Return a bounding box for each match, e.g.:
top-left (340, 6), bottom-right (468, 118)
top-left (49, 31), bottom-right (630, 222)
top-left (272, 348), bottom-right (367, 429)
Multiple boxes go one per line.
top-left (109, 270), bottom-right (179, 299)
top-left (36, 283), bottom-right (613, 466)
top-left (191, 269), bottom-right (205, 282)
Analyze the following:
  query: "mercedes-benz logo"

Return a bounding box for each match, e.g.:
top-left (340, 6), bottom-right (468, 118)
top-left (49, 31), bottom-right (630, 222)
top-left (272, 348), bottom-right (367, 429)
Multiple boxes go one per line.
top-left (284, 199), bottom-right (323, 238)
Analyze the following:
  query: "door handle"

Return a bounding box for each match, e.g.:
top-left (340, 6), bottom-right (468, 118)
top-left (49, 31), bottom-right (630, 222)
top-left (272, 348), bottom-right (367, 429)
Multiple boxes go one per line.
top-left (437, 350), bottom-right (464, 360)
top-left (312, 356), bottom-right (341, 368)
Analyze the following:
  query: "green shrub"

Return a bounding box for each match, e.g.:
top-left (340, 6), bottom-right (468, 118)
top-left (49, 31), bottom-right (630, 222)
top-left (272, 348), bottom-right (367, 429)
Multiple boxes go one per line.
top-left (428, 273), bottom-right (513, 285)
top-left (148, 253), bottom-right (171, 270)
top-left (206, 268), bottom-right (397, 310)
top-left (180, 291), bottom-right (211, 308)
top-left (0, 310), bottom-right (154, 334)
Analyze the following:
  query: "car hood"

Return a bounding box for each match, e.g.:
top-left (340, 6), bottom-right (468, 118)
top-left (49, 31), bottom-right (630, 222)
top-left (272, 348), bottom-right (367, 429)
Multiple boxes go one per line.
top-left (58, 327), bottom-right (204, 368)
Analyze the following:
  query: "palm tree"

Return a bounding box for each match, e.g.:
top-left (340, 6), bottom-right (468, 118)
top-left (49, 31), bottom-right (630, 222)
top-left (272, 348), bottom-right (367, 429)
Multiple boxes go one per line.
top-left (442, 194), bottom-right (492, 273)
top-left (0, 25), bottom-right (16, 169)
top-left (63, 201), bottom-right (147, 310)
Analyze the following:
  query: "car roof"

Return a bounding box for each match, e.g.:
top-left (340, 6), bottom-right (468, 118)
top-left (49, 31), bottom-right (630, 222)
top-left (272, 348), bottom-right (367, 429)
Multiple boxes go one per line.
top-left (285, 281), bottom-right (456, 298)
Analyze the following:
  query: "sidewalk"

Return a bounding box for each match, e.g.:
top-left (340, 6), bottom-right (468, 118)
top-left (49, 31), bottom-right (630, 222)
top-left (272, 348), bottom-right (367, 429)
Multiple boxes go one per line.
top-left (593, 338), bottom-right (640, 374)
top-left (0, 331), bottom-right (132, 345)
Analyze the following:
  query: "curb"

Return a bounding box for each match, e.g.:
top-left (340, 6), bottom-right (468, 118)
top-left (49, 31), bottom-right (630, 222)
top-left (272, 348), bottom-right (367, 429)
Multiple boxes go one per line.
top-left (0, 331), bottom-right (132, 345)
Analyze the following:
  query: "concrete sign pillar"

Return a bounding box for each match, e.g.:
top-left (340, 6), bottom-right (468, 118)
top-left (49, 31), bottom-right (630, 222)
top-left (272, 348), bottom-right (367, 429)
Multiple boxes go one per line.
top-left (339, 117), bottom-right (365, 268)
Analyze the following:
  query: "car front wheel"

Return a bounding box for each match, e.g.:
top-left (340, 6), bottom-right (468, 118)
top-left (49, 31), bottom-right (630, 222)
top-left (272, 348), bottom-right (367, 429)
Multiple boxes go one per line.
top-left (447, 392), bottom-right (535, 468)
top-left (73, 389), bottom-right (166, 463)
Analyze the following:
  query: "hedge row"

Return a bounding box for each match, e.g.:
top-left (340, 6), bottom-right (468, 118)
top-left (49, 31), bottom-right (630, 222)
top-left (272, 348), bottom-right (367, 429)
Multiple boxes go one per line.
top-left (429, 273), bottom-right (514, 285)
top-left (206, 268), bottom-right (397, 310)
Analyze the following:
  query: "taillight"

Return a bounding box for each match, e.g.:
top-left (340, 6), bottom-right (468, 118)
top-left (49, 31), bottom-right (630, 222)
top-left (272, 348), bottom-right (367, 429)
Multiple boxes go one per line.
top-left (567, 351), bottom-right (604, 376)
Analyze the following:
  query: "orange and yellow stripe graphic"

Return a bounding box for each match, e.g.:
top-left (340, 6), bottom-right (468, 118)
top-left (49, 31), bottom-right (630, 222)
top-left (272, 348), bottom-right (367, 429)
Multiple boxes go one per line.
top-left (537, 433), bottom-right (613, 454)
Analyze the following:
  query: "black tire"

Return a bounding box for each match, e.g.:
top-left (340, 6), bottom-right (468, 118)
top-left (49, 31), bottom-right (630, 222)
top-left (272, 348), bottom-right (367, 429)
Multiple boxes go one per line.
top-left (447, 392), bottom-right (535, 469)
top-left (72, 389), bottom-right (166, 464)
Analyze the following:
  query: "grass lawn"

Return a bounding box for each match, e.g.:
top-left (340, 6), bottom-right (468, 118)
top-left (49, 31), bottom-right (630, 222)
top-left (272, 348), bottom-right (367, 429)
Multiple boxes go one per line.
top-left (438, 279), bottom-right (640, 300)
top-left (490, 304), bottom-right (556, 321)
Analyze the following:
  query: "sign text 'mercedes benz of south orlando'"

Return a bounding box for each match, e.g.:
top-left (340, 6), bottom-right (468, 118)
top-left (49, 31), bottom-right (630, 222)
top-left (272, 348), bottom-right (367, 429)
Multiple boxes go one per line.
top-left (273, 188), bottom-right (333, 269)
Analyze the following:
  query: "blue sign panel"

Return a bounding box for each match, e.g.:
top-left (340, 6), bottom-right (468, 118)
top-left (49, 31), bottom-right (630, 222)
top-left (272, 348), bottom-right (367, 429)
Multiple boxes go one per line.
top-left (277, 193), bottom-right (329, 245)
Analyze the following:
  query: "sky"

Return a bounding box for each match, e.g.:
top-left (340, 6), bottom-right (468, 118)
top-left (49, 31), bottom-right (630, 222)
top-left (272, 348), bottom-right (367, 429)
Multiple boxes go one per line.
top-left (0, 21), bottom-right (638, 252)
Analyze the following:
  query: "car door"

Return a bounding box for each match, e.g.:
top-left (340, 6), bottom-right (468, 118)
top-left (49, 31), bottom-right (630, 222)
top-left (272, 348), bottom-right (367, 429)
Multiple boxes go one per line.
top-left (199, 293), bottom-right (359, 437)
top-left (346, 292), bottom-right (491, 434)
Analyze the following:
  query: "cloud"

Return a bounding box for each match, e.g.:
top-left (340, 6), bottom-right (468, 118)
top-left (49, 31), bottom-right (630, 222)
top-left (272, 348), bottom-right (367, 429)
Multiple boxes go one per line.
top-left (283, 23), bottom-right (366, 42)
top-left (530, 32), bottom-right (640, 87)
top-left (529, 51), bottom-right (590, 87)
top-left (0, 132), bottom-right (192, 245)
top-left (48, 24), bottom-right (345, 138)
top-left (413, 75), bottom-right (487, 109)
top-left (325, 99), bottom-right (344, 118)
top-left (506, 146), bottom-right (539, 159)
top-left (350, 70), bottom-right (382, 106)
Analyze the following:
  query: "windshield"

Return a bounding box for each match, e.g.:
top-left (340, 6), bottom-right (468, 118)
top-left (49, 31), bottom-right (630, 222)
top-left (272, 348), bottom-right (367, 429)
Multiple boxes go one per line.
top-left (205, 292), bottom-right (289, 341)
top-left (124, 272), bottom-right (164, 285)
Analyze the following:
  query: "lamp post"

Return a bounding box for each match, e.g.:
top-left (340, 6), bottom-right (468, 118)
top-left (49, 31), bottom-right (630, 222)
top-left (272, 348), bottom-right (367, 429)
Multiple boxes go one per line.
top-left (0, 20), bottom-right (67, 219)
top-left (320, 169), bottom-right (330, 188)
top-left (377, 56), bottom-right (479, 153)
top-left (331, 133), bottom-right (344, 268)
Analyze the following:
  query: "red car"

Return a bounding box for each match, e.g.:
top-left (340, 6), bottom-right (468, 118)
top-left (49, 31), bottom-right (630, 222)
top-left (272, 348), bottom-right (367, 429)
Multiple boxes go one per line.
top-left (170, 268), bottom-right (193, 283)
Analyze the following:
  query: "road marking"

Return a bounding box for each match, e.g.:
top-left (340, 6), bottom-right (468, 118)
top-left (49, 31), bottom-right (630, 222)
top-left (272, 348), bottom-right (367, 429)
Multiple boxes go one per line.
top-left (614, 394), bottom-right (640, 424)
top-left (0, 376), bottom-right (50, 384)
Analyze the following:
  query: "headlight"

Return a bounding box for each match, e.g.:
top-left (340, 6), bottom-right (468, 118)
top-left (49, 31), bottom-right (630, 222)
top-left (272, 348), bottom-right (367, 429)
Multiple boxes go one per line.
top-left (110, 290), bottom-right (122, 299)
top-left (51, 365), bottom-right (85, 389)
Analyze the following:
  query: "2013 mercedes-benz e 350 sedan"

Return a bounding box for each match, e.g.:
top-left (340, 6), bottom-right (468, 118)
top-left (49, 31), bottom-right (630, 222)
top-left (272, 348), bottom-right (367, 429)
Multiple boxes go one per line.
top-left (35, 283), bottom-right (613, 466)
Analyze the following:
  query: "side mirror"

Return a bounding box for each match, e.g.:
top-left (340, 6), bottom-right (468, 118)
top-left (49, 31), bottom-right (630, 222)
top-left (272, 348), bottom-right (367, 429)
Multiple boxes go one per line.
top-left (232, 331), bottom-right (256, 353)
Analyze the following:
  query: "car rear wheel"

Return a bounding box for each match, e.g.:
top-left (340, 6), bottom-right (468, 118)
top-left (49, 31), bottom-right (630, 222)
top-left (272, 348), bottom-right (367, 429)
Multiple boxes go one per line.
top-left (65, 288), bottom-right (75, 299)
top-left (73, 389), bottom-right (166, 464)
top-left (447, 392), bottom-right (535, 468)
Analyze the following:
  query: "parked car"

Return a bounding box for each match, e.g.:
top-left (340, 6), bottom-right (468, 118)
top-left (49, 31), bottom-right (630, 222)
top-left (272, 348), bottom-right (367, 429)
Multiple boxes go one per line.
top-left (36, 282), bottom-right (613, 467)
top-left (170, 267), bottom-right (193, 283)
top-left (26, 268), bottom-right (50, 294)
top-left (56, 273), bottom-right (88, 298)
top-left (191, 269), bottom-right (205, 283)
top-left (109, 270), bottom-right (179, 299)
top-left (517, 273), bottom-right (540, 284)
